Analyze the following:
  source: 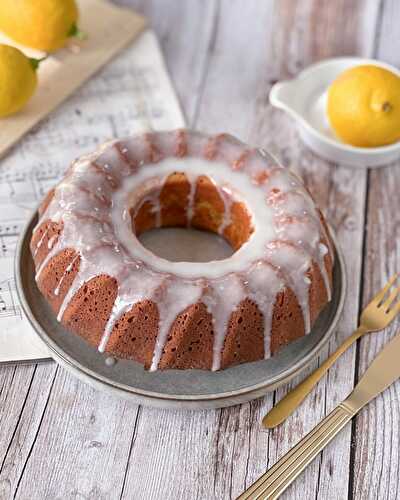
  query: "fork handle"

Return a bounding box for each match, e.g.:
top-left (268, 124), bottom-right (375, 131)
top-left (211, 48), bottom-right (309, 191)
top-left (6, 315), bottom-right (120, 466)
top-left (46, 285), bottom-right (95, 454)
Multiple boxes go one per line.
top-left (239, 404), bottom-right (355, 499)
top-left (263, 326), bottom-right (367, 429)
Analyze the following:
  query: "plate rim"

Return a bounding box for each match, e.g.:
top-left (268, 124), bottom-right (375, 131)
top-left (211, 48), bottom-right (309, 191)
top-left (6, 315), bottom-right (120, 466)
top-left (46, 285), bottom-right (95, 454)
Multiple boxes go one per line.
top-left (15, 210), bottom-right (346, 408)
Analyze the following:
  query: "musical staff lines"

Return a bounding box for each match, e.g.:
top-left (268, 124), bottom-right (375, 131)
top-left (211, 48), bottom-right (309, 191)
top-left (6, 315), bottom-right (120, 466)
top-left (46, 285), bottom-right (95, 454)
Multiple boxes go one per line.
top-left (0, 30), bottom-right (184, 362)
top-left (0, 276), bottom-right (22, 320)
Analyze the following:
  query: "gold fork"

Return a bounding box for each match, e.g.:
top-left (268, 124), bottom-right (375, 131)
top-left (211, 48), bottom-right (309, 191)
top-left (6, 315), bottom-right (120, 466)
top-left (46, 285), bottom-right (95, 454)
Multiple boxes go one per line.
top-left (263, 273), bottom-right (400, 429)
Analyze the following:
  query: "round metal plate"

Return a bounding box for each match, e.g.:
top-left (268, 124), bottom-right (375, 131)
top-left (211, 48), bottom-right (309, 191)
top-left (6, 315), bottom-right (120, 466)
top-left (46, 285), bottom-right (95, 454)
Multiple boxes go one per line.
top-left (15, 211), bottom-right (346, 409)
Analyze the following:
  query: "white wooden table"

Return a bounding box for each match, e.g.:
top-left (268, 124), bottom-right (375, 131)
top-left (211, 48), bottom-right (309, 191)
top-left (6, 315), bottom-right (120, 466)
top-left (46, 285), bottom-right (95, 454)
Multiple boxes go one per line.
top-left (1, 1), bottom-right (400, 498)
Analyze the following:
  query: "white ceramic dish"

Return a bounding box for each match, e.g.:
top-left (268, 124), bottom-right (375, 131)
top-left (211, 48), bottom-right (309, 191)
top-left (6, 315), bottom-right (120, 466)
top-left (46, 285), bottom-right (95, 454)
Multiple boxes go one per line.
top-left (270, 57), bottom-right (400, 168)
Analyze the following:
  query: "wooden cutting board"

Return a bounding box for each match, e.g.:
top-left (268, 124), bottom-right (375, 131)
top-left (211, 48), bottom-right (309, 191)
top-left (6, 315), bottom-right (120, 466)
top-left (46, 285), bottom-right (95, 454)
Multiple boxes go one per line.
top-left (0, 0), bottom-right (147, 159)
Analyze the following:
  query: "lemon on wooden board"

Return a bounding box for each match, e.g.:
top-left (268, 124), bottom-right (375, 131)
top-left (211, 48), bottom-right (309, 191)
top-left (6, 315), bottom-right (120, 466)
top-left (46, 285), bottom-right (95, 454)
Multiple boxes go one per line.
top-left (0, 44), bottom-right (42, 118)
top-left (0, 0), bottom-right (80, 53)
top-left (327, 65), bottom-right (400, 148)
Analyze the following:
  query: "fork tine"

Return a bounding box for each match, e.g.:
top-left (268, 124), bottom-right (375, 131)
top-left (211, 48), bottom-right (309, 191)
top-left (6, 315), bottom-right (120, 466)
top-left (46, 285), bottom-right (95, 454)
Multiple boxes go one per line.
top-left (391, 300), bottom-right (400, 317)
top-left (371, 273), bottom-right (399, 306)
top-left (385, 299), bottom-right (400, 322)
top-left (382, 287), bottom-right (400, 312)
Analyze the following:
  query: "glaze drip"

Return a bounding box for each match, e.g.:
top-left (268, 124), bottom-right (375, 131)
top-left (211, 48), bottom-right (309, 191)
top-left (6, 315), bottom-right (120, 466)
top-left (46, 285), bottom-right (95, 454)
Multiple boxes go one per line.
top-left (33, 130), bottom-right (333, 371)
top-left (33, 226), bottom-right (50, 257)
top-left (203, 274), bottom-right (246, 370)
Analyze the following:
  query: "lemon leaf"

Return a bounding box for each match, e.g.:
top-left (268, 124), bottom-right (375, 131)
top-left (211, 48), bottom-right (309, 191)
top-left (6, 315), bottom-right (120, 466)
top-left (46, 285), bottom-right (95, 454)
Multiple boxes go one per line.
top-left (68, 23), bottom-right (87, 41)
top-left (29, 57), bottom-right (47, 71)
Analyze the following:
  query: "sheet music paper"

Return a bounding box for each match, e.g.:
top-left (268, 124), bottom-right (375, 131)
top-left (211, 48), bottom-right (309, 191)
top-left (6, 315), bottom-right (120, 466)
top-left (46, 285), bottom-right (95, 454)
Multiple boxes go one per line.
top-left (0, 30), bottom-right (185, 363)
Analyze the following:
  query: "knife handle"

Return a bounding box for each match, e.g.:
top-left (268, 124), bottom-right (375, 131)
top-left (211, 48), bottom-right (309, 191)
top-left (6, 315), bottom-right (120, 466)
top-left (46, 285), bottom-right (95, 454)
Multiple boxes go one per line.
top-left (263, 327), bottom-right (366, 428)
top-left (238, 404), bottom-right (355, 500)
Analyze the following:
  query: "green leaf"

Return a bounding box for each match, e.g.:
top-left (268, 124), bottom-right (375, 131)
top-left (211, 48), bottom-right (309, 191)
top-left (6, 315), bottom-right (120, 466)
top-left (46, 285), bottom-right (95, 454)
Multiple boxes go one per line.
top-left (29, 57), bottom-right (47, 71)
top-left (68, 23), bottom-right (87, 41)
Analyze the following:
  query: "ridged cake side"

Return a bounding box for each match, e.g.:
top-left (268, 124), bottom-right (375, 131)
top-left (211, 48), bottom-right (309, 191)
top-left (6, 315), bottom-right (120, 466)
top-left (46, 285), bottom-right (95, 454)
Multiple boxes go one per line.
top-left (30, 130), bottom-right (334, 371)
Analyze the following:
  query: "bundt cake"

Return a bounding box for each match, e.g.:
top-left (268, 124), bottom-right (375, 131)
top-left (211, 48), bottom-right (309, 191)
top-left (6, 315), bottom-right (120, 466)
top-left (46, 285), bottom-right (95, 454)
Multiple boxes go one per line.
top-left (30, 129), bottom-right (334, 371)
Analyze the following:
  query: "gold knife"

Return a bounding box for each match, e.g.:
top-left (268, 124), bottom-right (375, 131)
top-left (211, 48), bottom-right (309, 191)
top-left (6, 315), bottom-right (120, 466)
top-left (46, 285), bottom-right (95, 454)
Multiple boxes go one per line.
top-left (238, 332), bottom-right (400, 500)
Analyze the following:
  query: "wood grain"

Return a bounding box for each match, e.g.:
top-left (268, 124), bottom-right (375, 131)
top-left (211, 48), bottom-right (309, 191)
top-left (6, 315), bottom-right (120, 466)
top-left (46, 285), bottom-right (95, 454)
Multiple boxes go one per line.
top-left (0, 1), bottom-right (398, 499)
top-left (0, 364), bottom-right (57, 499)
top-left (351, 4), bottom-right (400, 498)
top-left (229, 2), bottom-right (376, 499)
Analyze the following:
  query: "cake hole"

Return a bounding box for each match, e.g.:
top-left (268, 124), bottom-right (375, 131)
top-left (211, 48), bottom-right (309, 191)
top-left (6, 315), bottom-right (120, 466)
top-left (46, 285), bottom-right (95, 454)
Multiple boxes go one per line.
top-left (130, 172), bottom-right (254, 263)
top-left (138, 227), bottom-right (234, 263)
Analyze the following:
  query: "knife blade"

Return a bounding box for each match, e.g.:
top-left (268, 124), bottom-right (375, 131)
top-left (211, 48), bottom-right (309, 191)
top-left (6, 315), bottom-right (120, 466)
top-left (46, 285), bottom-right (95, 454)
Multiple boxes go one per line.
top-left (238, 333), bottom-right (400, 500)
top-left (343, 332), bottom-right (400, 414)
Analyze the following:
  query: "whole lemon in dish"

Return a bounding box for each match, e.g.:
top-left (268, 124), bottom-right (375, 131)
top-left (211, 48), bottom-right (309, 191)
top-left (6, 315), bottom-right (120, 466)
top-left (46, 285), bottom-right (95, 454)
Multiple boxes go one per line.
top-left (0, 0), bottom-right (79, 53)
top-left (0, 44), bottom-right (41, 117)
top-left (327, 65), bottom-right (400, 148)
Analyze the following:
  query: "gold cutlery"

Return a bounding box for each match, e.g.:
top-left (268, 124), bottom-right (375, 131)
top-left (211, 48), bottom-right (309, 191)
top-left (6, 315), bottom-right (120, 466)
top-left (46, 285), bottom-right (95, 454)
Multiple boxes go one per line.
top-left (239, 328), bottom-right (400, 499)
top-left (263, 274), bottom-right (400, 429)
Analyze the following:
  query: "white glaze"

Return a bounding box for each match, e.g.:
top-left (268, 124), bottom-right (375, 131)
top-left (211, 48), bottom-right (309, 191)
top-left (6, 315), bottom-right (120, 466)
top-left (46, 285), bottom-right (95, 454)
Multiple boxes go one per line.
top-left (33, 227), bottom-right (50, 257)
top-left (54, 254), bottom-right (79, 296)
top-left (111, 157), bottom-right (276, 278)
top-left (217, 186), bottom-right (233, 235)
top-left (105, 356), bottom-right (116, 367)
top-left (246, 261), bottom-right (284, 358)
top-left (47, 234), bottom-right (57, 250)
top-left (186, 177), bottom-right (196, 225)
top-left (150, 279), bottom-right (204, 371)
top-left (33, 130), bottom-right (333, 371)
top-left (203, 274), bottom-right (246, 370)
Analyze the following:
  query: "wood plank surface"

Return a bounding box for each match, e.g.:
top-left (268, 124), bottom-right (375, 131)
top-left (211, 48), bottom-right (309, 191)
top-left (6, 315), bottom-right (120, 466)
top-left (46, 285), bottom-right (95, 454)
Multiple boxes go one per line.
top-left (352, 2), bottom-right (400, 499)
top-left (251, 3), bottom-right (377, 499)
top-left (0, 1), bottom-right (399, 499)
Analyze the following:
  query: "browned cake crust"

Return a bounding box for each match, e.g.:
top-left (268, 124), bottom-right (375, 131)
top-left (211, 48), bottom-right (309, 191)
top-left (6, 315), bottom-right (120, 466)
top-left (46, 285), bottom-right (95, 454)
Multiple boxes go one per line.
top-left (31, 166), bottom-right (333, 370)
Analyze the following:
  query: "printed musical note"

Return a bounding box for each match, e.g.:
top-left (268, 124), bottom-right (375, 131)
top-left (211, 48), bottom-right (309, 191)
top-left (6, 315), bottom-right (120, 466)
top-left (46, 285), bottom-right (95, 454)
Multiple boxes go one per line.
top-left (0, 278), bottom-right (22, 320)
top-left (0, 30), bottom-right (184, 362)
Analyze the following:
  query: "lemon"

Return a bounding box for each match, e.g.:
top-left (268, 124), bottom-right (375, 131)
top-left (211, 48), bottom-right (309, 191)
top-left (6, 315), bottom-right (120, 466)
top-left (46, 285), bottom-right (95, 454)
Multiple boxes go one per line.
top-left (327, 65), bottom-right (400, 148)
top-left (0, 44), bottom-right (40, 117)
top-left (0, 0), bottom-right (79, 53)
